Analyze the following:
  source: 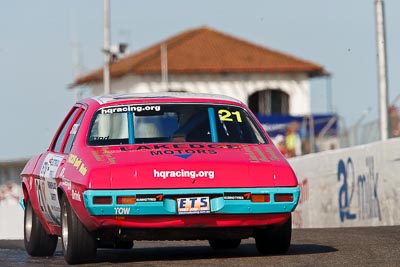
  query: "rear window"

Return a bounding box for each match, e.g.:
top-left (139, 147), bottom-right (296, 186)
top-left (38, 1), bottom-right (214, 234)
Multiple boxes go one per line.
top-left (87, 104), bottom-right (267, 146)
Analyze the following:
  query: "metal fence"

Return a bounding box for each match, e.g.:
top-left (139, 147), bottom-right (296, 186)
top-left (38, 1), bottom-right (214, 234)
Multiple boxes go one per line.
top-left (338, 119), bottom-right (380, 148)
top-left (272, 115), bottom-right (391, 156)
top-left (338, 106), bottom-right (400, 148)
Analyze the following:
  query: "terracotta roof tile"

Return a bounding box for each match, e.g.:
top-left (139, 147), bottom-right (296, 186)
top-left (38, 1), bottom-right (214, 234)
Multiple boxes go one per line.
top-left (72, 26), bottom-right (326, 87)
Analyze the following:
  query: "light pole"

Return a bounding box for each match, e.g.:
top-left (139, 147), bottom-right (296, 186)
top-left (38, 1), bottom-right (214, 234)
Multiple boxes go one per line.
top-left (375, 0), bottom-right (389, 140)
top-left (103, 0), bottom-right (111, 94)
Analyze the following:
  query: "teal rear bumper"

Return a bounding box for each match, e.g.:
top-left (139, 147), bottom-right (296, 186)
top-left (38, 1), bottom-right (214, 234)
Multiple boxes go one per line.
top-left (83, 187), bottom-right (300, 216)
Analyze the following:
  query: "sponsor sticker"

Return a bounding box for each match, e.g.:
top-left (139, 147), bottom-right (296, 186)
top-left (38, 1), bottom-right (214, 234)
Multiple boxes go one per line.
top-left (68, 154), bottom-right (88, 175)
top-left (136, 194), bottom-right (163, 202)
top-left (114, 207), bottom-right (131, 215)
top-left (223, 192), bottom-right (251, 200)
top-left (40, 153), bottom-right (64, 179)
top-left (153, 169), bottom-right (215, 180)
top-left (100, 105), bottom-right (161, 114)
top-left (71, 189), bottom-right (81, 202)
top-left (35, 177), bottom-right (60, 225)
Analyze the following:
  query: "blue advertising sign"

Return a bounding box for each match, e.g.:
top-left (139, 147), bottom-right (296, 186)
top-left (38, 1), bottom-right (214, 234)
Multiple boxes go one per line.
top-left (256, 114), bottom-right (338, 138)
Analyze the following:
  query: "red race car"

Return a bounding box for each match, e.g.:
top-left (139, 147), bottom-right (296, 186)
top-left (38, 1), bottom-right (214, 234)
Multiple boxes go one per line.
top-left (20, 93), bottom-right (300, 264)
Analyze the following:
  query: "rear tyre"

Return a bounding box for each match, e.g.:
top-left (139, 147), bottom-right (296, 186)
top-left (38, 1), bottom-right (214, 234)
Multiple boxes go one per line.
top-left (208, 239), bottom-right (241, 250)
top-left (61, 195), bottom-right (97, 264)
top-left (255, 215), bottom-right (292, 255)
top-left (24, 198), bottom-right (58, 256)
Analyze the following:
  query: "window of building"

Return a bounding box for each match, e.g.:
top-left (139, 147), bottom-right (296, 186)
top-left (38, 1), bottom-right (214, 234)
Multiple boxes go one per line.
top-left (248, 89), bottom-right (289, 115)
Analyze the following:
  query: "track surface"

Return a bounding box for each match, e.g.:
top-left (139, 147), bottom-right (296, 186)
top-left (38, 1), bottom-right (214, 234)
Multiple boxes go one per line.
top-left (0, 226), bottom-right (399, 266)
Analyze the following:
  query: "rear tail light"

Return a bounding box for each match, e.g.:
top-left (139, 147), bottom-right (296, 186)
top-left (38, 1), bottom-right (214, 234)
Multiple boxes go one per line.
top-left (117, 196), bottom-right (136, 205)
top-left (274, 194), bottom-right (294, 202)
top-left (251, 194), bottom-right (270, 203)
top-left (93, 196), bottom-right (112, 205)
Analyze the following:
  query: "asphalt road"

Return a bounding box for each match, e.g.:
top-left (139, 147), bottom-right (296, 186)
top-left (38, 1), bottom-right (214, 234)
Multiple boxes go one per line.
top-left (0, 226), bottom-right (399, 267)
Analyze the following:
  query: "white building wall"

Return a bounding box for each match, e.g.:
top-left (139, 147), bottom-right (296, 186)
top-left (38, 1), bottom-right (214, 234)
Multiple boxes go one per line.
top-left (90, 72), bottom-right (311, 115)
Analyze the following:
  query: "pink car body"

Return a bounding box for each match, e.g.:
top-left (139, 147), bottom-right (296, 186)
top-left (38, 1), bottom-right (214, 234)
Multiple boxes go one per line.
top-left (21, 93), bottom-right (300, 264)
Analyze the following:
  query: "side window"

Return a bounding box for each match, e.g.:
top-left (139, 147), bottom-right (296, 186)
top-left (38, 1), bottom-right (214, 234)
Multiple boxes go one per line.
top-left (53, 108), bottom-right (80, 153)
top-left (63, 110), bottom-right (85, 154)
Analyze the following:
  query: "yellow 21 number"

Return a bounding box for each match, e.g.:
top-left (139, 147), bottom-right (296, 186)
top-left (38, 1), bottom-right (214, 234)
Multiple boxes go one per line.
top-left (218, 109), bottom-right (242, 122)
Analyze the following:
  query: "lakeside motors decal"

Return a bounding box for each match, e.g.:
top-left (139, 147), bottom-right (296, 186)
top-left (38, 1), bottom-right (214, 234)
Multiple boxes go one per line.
top-left (120, 143), bottom-right (241, 157)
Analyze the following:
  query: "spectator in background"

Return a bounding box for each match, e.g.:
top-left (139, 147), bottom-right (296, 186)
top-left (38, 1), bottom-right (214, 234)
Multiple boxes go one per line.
top-left (285, 121), bottom-right (302, 157)
top-left (273, 134), bottom-right (288, 157)
top-left (0, 182), bottom-right (20, 206)
top-left (389, 105), bottom-right (400, 138)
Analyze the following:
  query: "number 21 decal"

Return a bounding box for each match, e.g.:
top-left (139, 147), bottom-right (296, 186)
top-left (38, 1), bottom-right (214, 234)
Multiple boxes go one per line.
top-left (218, 109), bottom-right (242, 122)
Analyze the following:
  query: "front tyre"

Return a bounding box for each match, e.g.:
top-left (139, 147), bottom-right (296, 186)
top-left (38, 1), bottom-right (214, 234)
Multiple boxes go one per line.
top-left (24, 198), bottom-right (58, 256)
top-left (61, 195), bottom-right (97, 264)
top-left (255, 215), bottom-right (292, 255)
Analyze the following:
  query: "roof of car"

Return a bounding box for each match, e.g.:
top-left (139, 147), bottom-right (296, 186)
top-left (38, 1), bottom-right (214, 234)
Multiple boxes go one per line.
top-left (87, 92), bottom-right (244, 105)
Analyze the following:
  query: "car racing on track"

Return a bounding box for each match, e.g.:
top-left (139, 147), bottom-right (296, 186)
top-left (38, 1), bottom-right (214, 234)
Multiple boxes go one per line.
top-left (20, 93), bottom-right (300, 264)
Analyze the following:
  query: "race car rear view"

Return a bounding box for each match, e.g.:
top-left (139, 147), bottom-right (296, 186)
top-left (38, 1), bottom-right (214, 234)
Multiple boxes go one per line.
top-left (20, 93), bottom-right (300, 264)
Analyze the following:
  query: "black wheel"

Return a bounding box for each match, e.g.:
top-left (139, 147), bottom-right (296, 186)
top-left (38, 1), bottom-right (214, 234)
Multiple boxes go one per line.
top-left (24, 198), bottom-right (58, 257)
top-left (61, 194), bottom-right (97, 264)
top-left (255, 215), bottom-right (292, 255)
top-left (208, 239), bottom-right (241, 250)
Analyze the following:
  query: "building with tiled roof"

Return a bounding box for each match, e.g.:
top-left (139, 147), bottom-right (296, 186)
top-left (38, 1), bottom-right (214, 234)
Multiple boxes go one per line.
top-left (72, 26), bottom-right (327, 116)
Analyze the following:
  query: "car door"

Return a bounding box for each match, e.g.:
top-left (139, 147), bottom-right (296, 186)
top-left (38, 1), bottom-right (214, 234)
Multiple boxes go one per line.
top-left (35, 105), bottom-right (85, 225)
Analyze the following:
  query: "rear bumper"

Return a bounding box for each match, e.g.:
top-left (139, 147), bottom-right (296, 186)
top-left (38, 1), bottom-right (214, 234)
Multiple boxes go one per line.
top-left (96, 213), bottom-right (291, 240)
top-left (86, 213), bottom-right (291, 229)
top-left (83, 187), bottom-right (300, 217)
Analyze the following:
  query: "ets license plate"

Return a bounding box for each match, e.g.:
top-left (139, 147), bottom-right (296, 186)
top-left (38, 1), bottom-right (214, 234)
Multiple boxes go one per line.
top-left (177, 196), bottom-right (210, 215)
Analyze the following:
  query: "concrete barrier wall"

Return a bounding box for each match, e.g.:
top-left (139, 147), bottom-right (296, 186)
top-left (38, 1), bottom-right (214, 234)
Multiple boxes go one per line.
top-left (290, 138), bottom-right (400, 228)
top-left (0, 182), bottom-right (23, 239)
top-left (0, 203), bottom-right (23, 239)
top-left (1, 138), bottom-right (399, 239)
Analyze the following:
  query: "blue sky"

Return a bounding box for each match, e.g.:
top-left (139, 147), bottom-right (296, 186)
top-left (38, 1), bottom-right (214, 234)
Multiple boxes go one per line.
top-left (1, 0), bottom-right (399, 159)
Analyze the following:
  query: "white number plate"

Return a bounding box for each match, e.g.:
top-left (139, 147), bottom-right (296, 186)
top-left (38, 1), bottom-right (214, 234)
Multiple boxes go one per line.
top-left (177, 196), bottom-right (210, 215)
